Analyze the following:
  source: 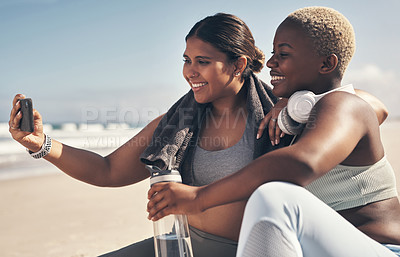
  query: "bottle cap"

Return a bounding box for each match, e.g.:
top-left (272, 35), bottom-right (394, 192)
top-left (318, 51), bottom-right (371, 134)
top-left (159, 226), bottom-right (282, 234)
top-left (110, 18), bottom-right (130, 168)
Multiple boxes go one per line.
top-left (146, 165), bottom-right (182, 185)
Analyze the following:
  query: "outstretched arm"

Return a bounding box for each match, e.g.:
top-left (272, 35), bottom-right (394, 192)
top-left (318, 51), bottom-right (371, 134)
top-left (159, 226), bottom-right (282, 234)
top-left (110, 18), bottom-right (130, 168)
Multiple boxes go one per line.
top-left (9, 94), bottom-right (163, 187)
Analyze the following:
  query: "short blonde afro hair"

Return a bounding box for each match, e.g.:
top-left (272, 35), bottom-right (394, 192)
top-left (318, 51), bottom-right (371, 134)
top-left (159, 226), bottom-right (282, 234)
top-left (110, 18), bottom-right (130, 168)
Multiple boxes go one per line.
top-left (285, 6), bottom-right (355, 78)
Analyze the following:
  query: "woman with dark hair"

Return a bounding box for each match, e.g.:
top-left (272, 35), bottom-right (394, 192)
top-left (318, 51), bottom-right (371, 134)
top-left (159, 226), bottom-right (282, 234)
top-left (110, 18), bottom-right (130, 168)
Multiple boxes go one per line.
top-left (9, 13), bottom-right (388, 257)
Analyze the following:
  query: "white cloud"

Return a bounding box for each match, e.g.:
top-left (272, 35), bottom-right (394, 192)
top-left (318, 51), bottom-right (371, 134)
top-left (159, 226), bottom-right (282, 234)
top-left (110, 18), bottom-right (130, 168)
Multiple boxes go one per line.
top-left (344, 64), bottom-right (396, 86)
top-left (344, 64), bottom-right (400, 119)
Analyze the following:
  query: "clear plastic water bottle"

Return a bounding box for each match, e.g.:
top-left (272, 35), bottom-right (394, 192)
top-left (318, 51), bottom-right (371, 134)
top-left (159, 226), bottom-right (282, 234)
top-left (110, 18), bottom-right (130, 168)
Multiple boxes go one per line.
top-left (147, 165), bottom-right (194, 257)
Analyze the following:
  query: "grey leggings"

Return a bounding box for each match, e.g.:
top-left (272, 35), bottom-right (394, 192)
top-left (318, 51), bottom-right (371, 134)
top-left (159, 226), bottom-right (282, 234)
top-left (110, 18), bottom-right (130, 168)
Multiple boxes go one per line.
top-left (99, 226), bottom-right (238, 257)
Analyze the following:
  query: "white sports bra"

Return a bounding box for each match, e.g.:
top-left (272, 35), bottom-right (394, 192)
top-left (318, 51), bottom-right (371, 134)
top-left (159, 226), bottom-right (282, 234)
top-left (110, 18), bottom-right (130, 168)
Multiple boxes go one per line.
top-left (305, 156), bottom-right (398, 211)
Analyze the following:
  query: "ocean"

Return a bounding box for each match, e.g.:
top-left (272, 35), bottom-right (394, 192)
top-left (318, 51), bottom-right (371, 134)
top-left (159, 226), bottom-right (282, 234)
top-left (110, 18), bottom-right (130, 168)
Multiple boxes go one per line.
top-left (0, 122), bottom-right (142, 180)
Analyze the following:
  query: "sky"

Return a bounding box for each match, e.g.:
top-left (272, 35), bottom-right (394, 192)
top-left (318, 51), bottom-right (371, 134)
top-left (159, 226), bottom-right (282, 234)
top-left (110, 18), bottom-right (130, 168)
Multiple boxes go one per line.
top-left (1, 0), bottom-right (400, 125)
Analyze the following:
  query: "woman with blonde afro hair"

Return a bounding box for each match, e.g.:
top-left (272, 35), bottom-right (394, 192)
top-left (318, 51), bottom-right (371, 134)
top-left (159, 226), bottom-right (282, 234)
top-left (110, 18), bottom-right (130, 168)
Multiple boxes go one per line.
top-left (286, 6), bottom-right (356, 78)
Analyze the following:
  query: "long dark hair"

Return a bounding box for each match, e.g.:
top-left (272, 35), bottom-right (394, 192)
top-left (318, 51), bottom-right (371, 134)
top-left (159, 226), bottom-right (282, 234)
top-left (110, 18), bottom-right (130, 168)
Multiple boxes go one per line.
top-left (186, 13), bottom-right (265, 79)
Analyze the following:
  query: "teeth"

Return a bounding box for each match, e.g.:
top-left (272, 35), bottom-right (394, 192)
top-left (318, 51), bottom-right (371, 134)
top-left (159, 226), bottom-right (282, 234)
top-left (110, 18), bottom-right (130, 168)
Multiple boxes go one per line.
top-left (271, 76), bottom-right (285, 81)
top-left (192, 82), bottom-right (207, 88)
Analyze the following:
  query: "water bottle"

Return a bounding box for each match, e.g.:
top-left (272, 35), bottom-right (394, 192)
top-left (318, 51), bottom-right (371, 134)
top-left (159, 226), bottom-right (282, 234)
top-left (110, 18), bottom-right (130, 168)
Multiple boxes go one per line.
top-left (147, 165), bottom-right (194, 257)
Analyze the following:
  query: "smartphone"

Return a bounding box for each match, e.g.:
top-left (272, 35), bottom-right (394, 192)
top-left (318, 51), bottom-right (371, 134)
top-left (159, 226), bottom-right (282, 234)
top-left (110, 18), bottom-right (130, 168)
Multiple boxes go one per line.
top-left (19, 98), bottom-right (34, 132)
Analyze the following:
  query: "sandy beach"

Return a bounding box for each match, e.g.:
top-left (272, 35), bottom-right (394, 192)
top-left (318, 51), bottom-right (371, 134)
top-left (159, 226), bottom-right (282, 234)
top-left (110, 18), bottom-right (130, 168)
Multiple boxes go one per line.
top-left (1, 121), bottom-right (399, 257)
top-left (0, 174), bottom-right (152, 257)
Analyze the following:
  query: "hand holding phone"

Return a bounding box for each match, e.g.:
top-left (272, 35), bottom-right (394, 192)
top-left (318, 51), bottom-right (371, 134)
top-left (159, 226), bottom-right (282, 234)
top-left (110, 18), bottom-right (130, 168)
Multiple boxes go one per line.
top-left (19, 98), bottom-right (34, 132)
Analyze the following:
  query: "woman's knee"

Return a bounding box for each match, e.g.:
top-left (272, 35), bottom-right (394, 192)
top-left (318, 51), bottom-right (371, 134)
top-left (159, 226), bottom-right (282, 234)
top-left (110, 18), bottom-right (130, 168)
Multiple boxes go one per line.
top-left (245, 181), bottom-right (307, 221)
top-left (250, 182), bottom-right (301, 204)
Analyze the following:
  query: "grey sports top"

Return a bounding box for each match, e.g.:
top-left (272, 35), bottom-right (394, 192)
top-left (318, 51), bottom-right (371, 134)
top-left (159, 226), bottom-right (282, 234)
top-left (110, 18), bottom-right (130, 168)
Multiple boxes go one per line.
top-left (305, 156), bottom-right (398, 211)
top-left (192, 114), bottom-right (255, 186)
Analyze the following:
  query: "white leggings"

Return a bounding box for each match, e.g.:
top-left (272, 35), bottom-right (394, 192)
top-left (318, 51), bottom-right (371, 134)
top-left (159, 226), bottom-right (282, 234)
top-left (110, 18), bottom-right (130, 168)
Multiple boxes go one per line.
top-left (236, 182), bottom-right (397, 257)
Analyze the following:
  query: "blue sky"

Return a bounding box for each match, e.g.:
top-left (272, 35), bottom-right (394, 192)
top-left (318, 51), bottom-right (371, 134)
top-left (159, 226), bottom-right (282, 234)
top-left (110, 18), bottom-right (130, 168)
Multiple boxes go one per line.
top-left (1, 0), bottom-right (400, 124)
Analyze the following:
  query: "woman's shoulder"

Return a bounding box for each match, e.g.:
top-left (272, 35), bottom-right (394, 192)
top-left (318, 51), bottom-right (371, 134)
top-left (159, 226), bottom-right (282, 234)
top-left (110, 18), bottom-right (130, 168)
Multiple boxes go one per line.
top-left (316, 91), bottom-right (375, 119)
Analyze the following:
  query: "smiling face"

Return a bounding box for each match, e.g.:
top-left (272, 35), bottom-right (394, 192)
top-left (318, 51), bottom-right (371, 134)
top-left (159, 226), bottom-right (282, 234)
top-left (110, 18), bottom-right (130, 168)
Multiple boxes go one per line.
top-left (183, 37), bottom-right (242, 104)
top-left (267, 20), bottom-right (324, 98)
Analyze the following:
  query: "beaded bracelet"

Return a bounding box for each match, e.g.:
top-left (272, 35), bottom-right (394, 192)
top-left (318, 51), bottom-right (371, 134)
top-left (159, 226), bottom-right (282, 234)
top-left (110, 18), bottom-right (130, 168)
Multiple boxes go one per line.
top-left (27, 134), bottom-right (52, 159)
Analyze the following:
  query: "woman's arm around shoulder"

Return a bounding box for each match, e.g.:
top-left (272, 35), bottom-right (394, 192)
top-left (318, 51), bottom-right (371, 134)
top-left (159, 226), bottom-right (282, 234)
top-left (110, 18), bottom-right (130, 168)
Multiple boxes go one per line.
top-left (257, 89), bottom-right (387, 147)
